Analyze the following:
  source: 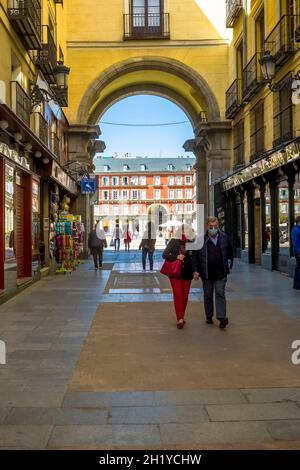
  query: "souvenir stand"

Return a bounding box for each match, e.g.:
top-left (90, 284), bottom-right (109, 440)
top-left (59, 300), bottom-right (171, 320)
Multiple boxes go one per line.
top-left (49, 186), bottom-right (85, 273)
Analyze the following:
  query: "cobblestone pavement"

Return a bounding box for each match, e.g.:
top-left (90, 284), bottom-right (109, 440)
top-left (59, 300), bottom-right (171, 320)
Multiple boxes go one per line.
top-left (0, 250), bottom-right (299, 449)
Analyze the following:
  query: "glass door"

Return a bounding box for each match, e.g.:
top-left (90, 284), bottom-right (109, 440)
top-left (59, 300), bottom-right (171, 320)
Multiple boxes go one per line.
top-left (132, 0), bottom-right (162, 37)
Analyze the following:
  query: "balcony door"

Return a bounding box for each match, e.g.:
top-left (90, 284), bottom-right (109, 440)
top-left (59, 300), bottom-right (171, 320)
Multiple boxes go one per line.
top-left (131, 0), bottom-right (162, 37)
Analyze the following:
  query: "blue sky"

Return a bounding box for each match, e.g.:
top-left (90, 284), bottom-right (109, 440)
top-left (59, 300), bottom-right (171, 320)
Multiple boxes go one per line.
top-left (98, 95), bottom-right (195, 159)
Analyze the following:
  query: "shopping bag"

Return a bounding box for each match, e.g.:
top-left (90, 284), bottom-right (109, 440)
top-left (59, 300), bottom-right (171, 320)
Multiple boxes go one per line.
top-left (110, 238), bottom-right (114, 247)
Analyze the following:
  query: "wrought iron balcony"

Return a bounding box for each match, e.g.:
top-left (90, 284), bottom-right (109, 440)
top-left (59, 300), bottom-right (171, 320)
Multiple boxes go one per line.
top-left (10, 81), bottom-right (31, 127)
top-left (242, 53), bottom-right (264, 102)
top-left (8, 0), bottom-right (41, 50)
top-left (34, 112), bottom-right (48, 146)
top-left (124, 13), bottom-right (170, 40)
top-left (264, 15), bottom-right (299, 67)
top-left (34, 25), bottom-right (57, 84)
top-left (225, 79), bottom-right (242, 119)
top-left (51, 132), bottom-right (60, 159)
top-left (226, 0), bottom-right (243, 28)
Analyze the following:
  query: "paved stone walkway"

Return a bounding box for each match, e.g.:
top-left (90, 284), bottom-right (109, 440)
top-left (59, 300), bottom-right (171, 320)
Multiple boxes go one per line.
top-left (0, 250), bottom-right (300, 449)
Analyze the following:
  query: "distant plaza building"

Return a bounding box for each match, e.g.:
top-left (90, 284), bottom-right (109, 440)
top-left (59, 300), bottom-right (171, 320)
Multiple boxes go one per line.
top-left (93, 156), bottom-right (196, 234)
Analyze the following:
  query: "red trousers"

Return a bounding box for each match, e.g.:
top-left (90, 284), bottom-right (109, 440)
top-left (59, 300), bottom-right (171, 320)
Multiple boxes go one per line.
top-left (169, 278), bottom-right (192, 320)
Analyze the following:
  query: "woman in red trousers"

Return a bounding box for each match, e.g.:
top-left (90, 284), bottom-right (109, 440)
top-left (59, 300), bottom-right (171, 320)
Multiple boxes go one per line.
top-left (162, 226), bottom-right (194, 329)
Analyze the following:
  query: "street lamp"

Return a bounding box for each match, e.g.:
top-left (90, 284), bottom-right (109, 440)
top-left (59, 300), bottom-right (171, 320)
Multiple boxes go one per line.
top-left (259, 50), bottom-right (300, 92)
top-left (30, 61), bottom-right (70, 109)
top-left (53, 61), bottom-right (70, 89)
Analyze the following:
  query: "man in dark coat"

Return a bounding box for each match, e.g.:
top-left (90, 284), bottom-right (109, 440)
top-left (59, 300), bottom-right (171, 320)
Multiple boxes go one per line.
top-left (192, 216), bottom-right (233, 329)
top-left (88, 222), bottom-right (107, 270)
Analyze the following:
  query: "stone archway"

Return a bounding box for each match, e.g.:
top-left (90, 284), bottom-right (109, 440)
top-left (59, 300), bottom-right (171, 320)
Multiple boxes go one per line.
top-left (76, 56), bottom-right (221, 125)
top-left (88, 84), bottom-right (199, 131)
top-left (70, 56), bottom-right (231, 237)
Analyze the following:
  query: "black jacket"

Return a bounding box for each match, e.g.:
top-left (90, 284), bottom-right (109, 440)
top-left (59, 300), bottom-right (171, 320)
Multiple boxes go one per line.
top-left (162, 238), bottom-right (194, 280)
top-left (88, 229), bottom-right (107, 249)
top-left (192, 232), bottom-right (233, 280)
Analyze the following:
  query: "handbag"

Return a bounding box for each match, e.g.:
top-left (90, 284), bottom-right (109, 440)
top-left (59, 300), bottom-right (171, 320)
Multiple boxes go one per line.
top-left (160, 259), bottom-right (182, 277)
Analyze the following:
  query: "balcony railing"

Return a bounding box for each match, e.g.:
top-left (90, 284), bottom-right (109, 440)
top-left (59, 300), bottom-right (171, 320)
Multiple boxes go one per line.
top-left (242, 53), bottom-right (264, 102)
top-left (124, 13), bottom-right (170, 39)
top-left (34, 112), bottom-right (48, 146)
top-left (264, 15), bottom-right (299, 67)
top-left (8, 0), bottom-right (41, 50)
top-left (226, 0), bottom-right (243, 28)
top-left (10, 81), bottom-right (31, 127)
top-left (225, 79), bottom-right (242, 119)
top-left (34, 25), bottom-right (57, 84)
top-left (51, 132), bottom-right (60, 159)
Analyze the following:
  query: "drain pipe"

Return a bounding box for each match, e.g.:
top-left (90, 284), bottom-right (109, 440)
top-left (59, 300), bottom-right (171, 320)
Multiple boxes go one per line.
top-left (243, 0), bottom-right (248, 68)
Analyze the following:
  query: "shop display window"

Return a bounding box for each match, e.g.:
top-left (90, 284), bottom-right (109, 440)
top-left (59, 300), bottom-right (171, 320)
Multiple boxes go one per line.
top-left (278, 179), bottom-right (289, 254)
top-left (294, 173), bottom-right (300, 221)
top-left (32, 180), bottom-right (40, 255)
top-left (264, 183), bottom-right (271, 253)
top-left (5, 164), bottom-right (14, 260)
top-left (243, 196), bottom-right (248, 249)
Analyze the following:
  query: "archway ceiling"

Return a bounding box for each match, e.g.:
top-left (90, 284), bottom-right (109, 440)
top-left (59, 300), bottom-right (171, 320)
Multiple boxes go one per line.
top-left (88, 70), bottom-right (206, 123)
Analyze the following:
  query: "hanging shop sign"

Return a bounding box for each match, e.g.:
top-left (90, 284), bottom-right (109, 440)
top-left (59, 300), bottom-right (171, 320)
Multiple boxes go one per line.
top-left (0, 142), bottom-right (31, 171)
top-left (81, 175), bottom-right (96, 194)
top-left (51, 160), bottom-right (78, 195)
top-left (222, 139), bottom-right (300, 192)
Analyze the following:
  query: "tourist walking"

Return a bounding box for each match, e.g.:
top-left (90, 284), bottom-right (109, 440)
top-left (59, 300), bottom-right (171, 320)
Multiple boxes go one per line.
top-left (88, 222), bottom-right (107, 270)
top-left (112, 223), bottom-right (122, 252)
top-left (162, 225), bottom-right (194, 329)
top-left (192, 216), bottom-right (233, 329)
top-left (139, 222), bottom-right (156, 271)
top-left (123, 224), bottom-right (132, 252)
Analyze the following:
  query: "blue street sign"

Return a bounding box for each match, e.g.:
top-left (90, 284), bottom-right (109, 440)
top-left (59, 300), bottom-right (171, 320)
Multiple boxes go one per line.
top-left (81, 176), bottom-right (96, 194)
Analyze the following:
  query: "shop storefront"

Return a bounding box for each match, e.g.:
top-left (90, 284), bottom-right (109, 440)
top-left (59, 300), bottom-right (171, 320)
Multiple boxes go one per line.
top-left (42, 160), bottom-right (81, 273)
top-left (216, 137), bottom-right (300, 276)
top-left (0, 142), bottom-right (40, 295)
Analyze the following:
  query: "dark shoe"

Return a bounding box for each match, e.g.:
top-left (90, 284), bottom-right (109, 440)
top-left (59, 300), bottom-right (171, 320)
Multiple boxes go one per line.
top-left (206, 318), bottom-right (214, 324)
top-left (94, 266), bottom-right (98, 271)
top-left (176, 319), bottom-right (185, 329)
top-left (219, 318), bottom-right (229, 329)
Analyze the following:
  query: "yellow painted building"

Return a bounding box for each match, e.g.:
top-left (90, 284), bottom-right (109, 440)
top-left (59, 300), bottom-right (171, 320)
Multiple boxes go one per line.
top-left (220, 0), bottom-right (300, 276)
top-left (0, 0), bottom-right (77, 290)
top-left (63, 0), bottom-right (232, 214)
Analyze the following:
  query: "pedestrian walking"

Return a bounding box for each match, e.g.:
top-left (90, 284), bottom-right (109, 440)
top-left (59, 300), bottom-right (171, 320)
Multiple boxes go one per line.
top-left (112, 223), bottom-right (122, 252)
top-left (164, 228), bottom-right (171, 246)
top-left (88, 222), bottom-right (107, 270)
top-left (192, 216), bottom-right (233, 329)
top-left (162, 225), bottom-right (194, 329)
top-left (123, 224), bottom-right (132, 252)
top-left (291, 215), bottom-right (300, 290)
top-left (139, 222), bottom-right (156, 271)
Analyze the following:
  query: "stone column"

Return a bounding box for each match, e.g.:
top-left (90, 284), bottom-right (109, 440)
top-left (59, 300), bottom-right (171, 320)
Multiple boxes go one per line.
top-left (184, 120), bottom-right (232, 220)
top-left (68, 124), bottom-right (106, 256)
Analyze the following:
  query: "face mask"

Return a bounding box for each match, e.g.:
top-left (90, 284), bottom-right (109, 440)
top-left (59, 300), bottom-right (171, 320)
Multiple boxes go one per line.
top-left (208, 228), bottom-right (218, 236)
